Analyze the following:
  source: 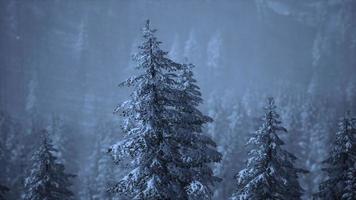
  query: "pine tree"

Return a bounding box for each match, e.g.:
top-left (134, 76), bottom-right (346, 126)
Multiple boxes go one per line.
top-left (314, 112), bottom-right (356, 200)
top-left (24, 130), bottom-right (75, 200)
top-left (231, 97), bottom-right (307, 200)
top-left (176, 63), bottom-right (222, 199)
top-left (108, 20), bottom-right (221, 200)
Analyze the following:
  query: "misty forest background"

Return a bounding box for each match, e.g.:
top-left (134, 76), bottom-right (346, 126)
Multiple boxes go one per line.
top-left (0, 0), bottom-right (355, 199)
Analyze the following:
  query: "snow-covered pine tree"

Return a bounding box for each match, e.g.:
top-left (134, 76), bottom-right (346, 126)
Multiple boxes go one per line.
top-left (0, 184), bottom-right (9, 200)
top-left (108, 20), bottom-right (221, 200)
top-left (314, 111), bottom-right (356, 200)
top-left (231, 97), bottom-right (307, 200)
top-left (24, 130), bottom-right (75, 200)
top-left (176, 63), bottom-right (222, 199)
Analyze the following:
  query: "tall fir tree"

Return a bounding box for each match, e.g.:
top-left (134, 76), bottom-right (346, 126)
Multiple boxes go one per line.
top-left (231, 97), bottom-right (307, 200)
top-left (24, 130), bottom-right (75, 200)
top-left (176, 62), bottom-right (222, 199)
top-left (314, 112), bottom-right (356, 200)
top-left (108, 20), bottom-right (221, 200)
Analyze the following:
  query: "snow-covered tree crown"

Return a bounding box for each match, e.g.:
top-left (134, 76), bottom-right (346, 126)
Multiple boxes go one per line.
top-left (24, 130), bottom-right (75, 200)
top-left (231, 97), bottom-right (306, 200)
top-left (246, 97), bottom-right (288, 161)
top-left (108, 20), bottom-right (221, 200)
top-left (116, 20), bottom-right (180, 89)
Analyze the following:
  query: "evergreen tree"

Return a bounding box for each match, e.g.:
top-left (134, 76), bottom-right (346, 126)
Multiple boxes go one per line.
top-left (231, 97), bottom-right (307, 200)
top-left (176, 63), bottom-right (222, 199)
top-left (108, 20), bottom-right (221, 200)
top-left (314, 112), bottom-right (356, 200)
top-left (24, 130), bottom-right (75, 200)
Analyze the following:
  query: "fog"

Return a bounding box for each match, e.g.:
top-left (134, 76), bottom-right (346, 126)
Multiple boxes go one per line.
top-left (0, 0), bottom-right (355, 199)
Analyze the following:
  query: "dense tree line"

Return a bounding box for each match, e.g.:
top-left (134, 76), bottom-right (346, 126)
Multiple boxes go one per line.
top-left (107, 21), bottom-right (355, 200)
top-left (0, 0), bottom-right (355, 200)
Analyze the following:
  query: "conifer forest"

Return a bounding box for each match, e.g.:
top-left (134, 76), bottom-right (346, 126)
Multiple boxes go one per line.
top-left (1, 0), bottom-right (356, 200)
